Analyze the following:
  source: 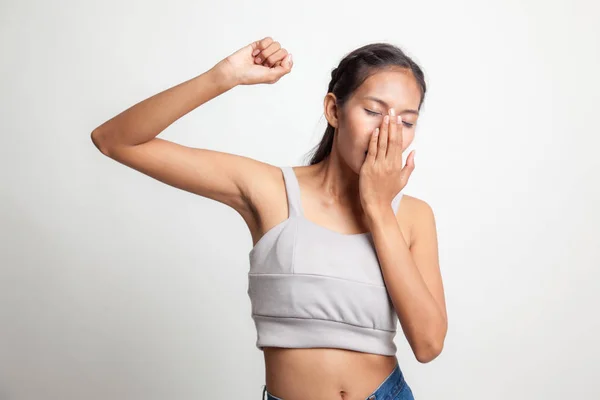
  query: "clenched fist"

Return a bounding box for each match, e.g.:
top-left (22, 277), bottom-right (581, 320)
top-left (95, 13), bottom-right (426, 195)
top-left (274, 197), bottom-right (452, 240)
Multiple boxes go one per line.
top-left (215, 37), bottom-right (293, 86)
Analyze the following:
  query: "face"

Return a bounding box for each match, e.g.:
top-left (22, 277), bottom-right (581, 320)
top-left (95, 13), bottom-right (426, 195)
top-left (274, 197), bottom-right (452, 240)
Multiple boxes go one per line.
top-left (324, 68), bottom-right (422, 174)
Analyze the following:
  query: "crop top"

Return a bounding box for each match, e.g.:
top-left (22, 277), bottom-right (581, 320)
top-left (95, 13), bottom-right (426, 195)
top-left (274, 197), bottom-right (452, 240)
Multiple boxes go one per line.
top-left (246, 166), bottom-right (404, 356)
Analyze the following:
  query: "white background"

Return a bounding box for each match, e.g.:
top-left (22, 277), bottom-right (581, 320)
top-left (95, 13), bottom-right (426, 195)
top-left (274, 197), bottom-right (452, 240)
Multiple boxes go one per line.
top-left (1, 0), bottom-right (599, 399)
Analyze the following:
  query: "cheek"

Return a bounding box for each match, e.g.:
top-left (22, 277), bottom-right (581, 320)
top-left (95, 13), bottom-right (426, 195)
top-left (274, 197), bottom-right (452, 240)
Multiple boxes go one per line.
top-left (358, 117), bottom-right (382, 144)
top-left (343, 114), bottom-right (376, 147)
top-left (401, 130), bottom-right (415, 151)
top-left (365, 117), bottom-right (382, 134)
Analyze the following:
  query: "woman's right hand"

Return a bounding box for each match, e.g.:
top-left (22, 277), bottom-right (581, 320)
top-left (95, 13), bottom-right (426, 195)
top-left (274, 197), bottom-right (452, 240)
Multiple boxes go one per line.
top-left (215, 37), bottom-right (293, 86)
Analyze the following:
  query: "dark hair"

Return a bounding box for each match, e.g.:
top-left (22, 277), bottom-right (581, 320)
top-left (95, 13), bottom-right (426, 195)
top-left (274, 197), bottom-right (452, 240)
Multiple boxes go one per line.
top-left (305, 42), bottom-right (427, 165)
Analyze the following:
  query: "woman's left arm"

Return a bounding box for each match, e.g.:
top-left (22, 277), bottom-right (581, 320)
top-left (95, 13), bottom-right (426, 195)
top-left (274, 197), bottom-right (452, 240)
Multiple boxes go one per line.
top-left (366, 200), bottom-right (447, 363)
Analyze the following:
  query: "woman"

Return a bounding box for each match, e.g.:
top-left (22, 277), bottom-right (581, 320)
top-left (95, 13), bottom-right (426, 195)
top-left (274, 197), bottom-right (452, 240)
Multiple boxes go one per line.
top-left (91, 37), bottom-right (447, 400)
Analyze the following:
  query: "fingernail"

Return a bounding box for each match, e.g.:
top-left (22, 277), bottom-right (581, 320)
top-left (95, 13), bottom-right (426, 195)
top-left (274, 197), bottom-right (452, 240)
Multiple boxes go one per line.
top-left (384, 115), bottom-right (389, 124)
top-left (255, 57), bottom-right (261, 63)
top-left (252, 49), bottom-right (260, 56)
top-left (389, 108), bottom-right (395, 116)
top-left (397, 115), bottom-right (402, 124)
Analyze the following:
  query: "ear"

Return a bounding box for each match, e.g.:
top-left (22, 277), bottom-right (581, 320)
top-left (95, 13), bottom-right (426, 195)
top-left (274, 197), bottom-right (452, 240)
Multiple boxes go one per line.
top-left (323, 93), bottom-right (339, 128)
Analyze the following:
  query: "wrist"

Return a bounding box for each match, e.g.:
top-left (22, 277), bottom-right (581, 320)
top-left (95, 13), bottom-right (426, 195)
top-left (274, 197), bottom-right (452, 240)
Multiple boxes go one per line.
top-left (364, 203), bottom-right (393, 223)
top-left (209, 60), bottom-right (240, 89)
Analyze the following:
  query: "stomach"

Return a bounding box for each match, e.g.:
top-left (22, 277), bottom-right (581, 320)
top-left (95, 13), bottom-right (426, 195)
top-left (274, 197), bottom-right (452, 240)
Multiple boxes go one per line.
top-left (263, 347), bottom-right (399, 400)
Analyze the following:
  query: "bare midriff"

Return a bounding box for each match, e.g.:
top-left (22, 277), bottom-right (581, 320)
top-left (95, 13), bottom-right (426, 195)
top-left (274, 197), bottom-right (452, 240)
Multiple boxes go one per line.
top-left (263, 347), bottom-right (399, 400)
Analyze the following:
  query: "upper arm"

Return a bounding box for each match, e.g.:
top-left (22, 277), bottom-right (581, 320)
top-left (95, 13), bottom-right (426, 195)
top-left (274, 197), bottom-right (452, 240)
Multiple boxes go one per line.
top-left (409, 200), bottom-right (447, 324)
top-left (94, 136), bottom-right (273, 216)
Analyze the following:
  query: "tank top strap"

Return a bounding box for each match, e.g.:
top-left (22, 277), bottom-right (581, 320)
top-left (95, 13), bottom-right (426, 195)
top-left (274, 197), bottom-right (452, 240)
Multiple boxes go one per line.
top-left (280, 166), bottom-right (304, 217)
top-left (391, 190), bottom-right (404, 215)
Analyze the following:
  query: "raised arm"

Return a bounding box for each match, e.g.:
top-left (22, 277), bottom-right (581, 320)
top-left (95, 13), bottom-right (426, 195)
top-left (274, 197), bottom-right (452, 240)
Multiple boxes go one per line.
top-left (90, 37), bottom-right (293, 215)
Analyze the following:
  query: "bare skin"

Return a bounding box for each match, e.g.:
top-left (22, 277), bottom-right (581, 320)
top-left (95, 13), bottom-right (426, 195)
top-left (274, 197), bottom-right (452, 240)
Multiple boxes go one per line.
top-left (91, 37), bottom-right (446, 400)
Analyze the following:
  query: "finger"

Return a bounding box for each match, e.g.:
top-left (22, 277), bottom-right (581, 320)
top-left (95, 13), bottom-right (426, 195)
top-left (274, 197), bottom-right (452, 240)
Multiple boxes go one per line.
top-left (392, 114), bottom-right (404, 166)
top-left (400, 149), bottom-right (416, 183)
top-left (366, 127), bottom-right (379, 164)
top-left (264, 48), bottom-right (288, 68)
top-left (267, 53), bottom-right (293, 82)
top-left (255, 41), bottom-right (281, 64)
top-left (251, 37), bottom-right (273, 58)
top-left (387, 108), bottom-right (398, 160)
top-left (398, 115), bottom-right (404, 150)
top-left (377, 114), bottom-right (389, 162)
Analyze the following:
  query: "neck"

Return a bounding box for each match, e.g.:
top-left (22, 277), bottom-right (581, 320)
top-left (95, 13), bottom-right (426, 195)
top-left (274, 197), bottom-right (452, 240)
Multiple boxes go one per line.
top-left (310, 153), bottom-right (362, 210)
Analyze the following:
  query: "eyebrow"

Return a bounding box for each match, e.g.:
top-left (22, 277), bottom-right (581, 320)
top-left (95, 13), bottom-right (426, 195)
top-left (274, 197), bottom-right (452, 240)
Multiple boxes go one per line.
top-left (363, 96), bottom-right (420, 115)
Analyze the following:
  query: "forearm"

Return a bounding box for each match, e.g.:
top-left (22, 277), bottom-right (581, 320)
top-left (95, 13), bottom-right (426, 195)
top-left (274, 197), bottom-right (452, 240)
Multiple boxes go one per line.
top-left (91, 64), bottom-right (237, 150)
top-left (366, 206), bottom-right (447, 362)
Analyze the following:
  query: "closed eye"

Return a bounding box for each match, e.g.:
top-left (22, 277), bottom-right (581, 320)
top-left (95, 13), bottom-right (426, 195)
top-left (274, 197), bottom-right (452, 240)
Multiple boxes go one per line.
top-left (364, 109), bottom-right (414, 128)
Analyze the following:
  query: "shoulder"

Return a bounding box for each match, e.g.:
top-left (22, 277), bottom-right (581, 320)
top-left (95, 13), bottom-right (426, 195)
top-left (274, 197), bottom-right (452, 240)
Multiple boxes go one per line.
top-left (397, 194), bottom-right (437, 246)
top-left (400, 194), bottom-right (435, 219)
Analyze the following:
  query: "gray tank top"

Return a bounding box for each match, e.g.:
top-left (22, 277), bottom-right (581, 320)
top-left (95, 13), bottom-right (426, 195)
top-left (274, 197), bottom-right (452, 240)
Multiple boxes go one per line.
top-left (247, 166), bottom-right (403, 356)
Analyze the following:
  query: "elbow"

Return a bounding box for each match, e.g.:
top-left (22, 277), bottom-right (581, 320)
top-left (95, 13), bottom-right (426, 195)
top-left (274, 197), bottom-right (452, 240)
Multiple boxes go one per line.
top-left (414, 338), bottom-right (445, 364)
top-left (91, 129), bottom-right (113, 156)
top-left (414, 314), bottom-right (448, 363)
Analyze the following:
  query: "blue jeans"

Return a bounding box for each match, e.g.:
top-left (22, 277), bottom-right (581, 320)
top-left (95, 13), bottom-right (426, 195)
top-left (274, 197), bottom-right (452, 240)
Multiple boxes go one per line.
top-left (261, 363), bottom-right (414, 400)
